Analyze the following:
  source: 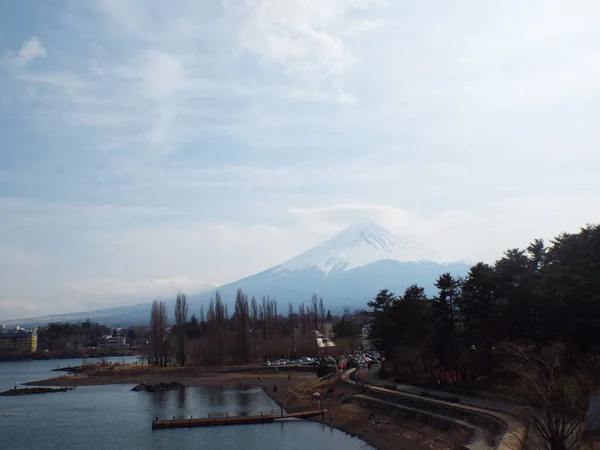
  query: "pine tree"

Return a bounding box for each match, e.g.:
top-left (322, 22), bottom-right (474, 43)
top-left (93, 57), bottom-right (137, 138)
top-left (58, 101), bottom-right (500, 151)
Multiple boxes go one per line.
top-left (431, 273), bottom-right (461, 369)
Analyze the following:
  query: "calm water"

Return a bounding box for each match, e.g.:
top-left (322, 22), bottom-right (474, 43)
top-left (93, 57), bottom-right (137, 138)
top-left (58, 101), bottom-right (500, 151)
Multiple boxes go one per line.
top-left (0, 359), bottom-right (373, 450)
top-left (0, 356), bottom-right (139, 391)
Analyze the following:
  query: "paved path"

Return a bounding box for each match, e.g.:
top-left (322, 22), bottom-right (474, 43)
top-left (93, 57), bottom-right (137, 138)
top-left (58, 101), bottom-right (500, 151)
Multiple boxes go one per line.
top-left (352, 365), bottom-right (529, 449)
top-left (359, 365), bottom-right (521, 414)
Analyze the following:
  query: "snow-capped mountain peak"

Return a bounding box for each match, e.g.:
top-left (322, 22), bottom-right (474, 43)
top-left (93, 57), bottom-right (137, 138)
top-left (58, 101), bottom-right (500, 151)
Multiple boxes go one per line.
top-left (274, 222), bottom-right (432, 275)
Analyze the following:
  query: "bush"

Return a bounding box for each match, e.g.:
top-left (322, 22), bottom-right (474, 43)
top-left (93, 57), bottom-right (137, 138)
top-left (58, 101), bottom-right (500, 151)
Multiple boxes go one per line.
top-left (316, 362), bottom-right (336, 378)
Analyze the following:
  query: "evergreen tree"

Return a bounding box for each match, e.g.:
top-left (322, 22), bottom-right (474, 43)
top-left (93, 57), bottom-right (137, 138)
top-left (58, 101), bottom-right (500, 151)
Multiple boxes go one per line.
top-left (366, 289), bottom-right (397, 354)
top-left (458, 263), bottom-right (498, 374)
top-left (431, 273), bottom-right (461, 369)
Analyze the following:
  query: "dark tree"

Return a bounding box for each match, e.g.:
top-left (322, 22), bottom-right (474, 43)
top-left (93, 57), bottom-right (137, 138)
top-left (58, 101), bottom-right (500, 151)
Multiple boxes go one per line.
top-left (431, 273), bottom-right (461, 369)
top-left (174, 291), bottom-right (188, 366)
top-left (366, 289), bottom-right (397, 354)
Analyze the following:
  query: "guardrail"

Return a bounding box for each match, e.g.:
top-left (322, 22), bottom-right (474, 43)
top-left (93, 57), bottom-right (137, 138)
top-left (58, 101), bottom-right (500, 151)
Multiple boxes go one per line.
top-left (339, 368), bottom-right (526, 450)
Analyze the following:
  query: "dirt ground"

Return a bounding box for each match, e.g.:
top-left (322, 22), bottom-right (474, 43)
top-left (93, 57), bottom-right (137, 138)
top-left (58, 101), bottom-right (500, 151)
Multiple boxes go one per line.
top-left (28, 366), bottom-right (465, 450)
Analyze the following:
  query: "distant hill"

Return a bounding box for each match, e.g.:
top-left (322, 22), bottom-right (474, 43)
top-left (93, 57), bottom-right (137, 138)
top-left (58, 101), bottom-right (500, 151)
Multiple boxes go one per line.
top-left (6, 222), bottom-right (470, 327)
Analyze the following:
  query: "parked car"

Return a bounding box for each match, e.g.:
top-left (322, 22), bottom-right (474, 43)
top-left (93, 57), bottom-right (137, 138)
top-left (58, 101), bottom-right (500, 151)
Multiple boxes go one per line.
top-left (300, 357), bottom-right (318, 366)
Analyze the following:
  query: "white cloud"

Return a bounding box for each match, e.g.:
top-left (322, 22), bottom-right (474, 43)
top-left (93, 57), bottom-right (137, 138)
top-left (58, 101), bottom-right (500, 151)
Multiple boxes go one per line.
top-left (0, 299), bottom-right (39, 321)
top-left (237, 0), bottom-right (387, 99)
top-left (2, 0), bottom-right (600, 318)
top-left (19, 71), bottom-right (91, 91)
top-left (0, 243), bottom-right (42, 268)
top-left (1, 36), bottom-right (46, 69)
top-left (288, 204), bottom-right (413, 232)
top-left (68, 276), bottom-right (216, 299)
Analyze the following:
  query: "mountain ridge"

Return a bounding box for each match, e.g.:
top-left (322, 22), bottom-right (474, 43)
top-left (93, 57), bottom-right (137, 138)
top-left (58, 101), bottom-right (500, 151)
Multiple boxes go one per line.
top-left (3, 222), bottom-right (470, 327)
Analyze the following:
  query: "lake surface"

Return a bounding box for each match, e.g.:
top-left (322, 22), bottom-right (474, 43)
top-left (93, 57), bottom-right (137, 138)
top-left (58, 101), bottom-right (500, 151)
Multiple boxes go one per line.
top-left (0, 359), bottom-right (374, 450)
top-left (0, 356), bottom-right (139, 391)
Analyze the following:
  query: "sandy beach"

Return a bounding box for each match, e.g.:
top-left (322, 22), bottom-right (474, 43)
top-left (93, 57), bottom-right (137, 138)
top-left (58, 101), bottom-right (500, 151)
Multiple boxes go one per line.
top-left (26, 365), bottom-right (460, 450)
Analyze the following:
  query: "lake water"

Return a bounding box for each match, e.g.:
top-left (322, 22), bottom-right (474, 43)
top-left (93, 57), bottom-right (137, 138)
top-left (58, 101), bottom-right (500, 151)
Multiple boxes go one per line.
top-left (0, 359), bottom-right (373, 450)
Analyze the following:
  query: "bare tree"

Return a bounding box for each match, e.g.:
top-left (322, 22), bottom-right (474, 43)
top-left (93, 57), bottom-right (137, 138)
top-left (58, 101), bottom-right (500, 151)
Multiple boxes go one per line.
top-left (174, 291), bottom-right (188, 366)
top-left (250, 296), bottom-right (258, 328)
top-left (150, 300), bottom-right (168, 366)
top-left (199, 304), bottom-right (205, 323)
top-left (311, 294), bottom-right (319, 331)
top-left (288, 302), bottom-right (296, 353)
top-left (318, 297), bottom-right (325, 333)
top-left (250, 296), bottom-right (258, 360)
top-left (150, 301), bottom-right (160, 366)
top-left (234, 288), bottom-right (250, 363)
top-left (214, 292), bottom-right (225, 363)
top-left (207, 297), bottom-right (216, 363)
top-left (498, 342), bottom-right (595, 450)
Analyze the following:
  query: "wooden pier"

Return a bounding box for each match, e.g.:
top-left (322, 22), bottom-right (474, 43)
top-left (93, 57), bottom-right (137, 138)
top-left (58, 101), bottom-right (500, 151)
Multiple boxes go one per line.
top-left (152, 409), bottom-right (329, 430)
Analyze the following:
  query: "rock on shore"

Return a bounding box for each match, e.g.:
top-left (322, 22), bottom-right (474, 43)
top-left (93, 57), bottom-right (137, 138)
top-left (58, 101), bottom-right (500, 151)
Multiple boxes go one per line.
top-left (131, 382), bottom-right (186, 392)
top-left (0, 387), bottom-right (75, 396)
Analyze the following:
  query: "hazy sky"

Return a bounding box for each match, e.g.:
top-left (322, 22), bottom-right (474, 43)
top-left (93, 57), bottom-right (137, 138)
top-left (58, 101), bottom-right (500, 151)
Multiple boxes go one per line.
top-left (1, 0), bottom-right (599, 320)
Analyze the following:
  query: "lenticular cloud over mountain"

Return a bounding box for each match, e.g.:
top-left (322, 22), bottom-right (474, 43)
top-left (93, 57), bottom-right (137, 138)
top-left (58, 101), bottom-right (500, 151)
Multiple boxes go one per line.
top-left (274, 222), bottom-right (433, 275)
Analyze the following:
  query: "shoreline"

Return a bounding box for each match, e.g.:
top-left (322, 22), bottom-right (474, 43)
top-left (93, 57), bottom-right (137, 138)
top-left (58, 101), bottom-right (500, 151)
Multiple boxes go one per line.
top-left (0, 351), bottom-right (143, 363)
top-left (26, 368), bottom-right (455, 450)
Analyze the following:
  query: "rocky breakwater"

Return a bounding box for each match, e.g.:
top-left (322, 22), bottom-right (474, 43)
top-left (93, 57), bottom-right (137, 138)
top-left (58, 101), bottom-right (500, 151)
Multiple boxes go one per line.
top-left (0, 387), bottom-right (75, 396)
top-left (131, 382), bottom-right (186, 392)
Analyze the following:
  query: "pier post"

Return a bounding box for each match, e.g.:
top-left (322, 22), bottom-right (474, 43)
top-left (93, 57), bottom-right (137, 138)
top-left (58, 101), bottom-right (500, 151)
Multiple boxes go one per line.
top-left (321, 408), bottom-right (324, 421)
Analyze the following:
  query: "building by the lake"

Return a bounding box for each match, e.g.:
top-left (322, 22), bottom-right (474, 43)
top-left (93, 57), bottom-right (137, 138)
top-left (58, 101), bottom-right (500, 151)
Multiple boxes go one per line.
top-left (0, 328), bottom-right (38, 352)
top-left (97, 335), bottom-right (126, 348)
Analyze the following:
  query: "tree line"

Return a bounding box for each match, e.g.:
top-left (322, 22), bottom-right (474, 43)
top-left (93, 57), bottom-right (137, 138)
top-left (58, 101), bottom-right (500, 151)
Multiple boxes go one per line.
top-left (368, 224), bottom-right (600, 376)
top-left (149, 291), bottom-right (336, 366)
top-left (367, 224), bottom-right (600, 449)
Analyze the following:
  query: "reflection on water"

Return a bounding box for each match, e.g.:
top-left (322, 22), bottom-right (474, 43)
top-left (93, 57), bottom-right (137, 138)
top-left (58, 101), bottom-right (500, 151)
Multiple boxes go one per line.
top-left (0, 360), bottom-right (375, 450)
top-left (146, 385), bottom-right (275, 419)
top-left (205, 384), bottom-right (226, 409)
top-left (151, 390), bottom-right (169, 409)
top-left (176, 387), bottom-right (186, 409)
top-left (0, 356), bottom-right (140, 391)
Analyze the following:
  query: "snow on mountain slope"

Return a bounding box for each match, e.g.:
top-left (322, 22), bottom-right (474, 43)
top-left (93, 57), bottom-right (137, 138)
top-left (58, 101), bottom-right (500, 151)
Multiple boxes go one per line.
top-left (273, 222), bottom-right (433, 275)
top-left (7, 222), bottom-right (470, 326)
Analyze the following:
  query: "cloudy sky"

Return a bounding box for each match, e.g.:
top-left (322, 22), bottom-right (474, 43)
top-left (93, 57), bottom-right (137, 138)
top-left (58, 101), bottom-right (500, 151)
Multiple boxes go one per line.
top-left (1, 0), bottom-right (599, 320)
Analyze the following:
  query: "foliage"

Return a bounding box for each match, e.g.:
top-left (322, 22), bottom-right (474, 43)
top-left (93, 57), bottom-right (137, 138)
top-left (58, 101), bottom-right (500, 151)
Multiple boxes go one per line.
top-left (364, 224), bottom-right (600, 447)
top-left (332, 316), bottom-right (362, 338)
top-left (37, 321), bottom-right (112, 351)
top-left (366, 224), bottom-right (600, 377)
top-left (316, 361), bottom-right (337, 378)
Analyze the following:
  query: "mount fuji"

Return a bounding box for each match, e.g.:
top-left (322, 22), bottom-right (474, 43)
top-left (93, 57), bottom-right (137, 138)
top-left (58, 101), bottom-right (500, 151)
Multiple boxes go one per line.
top-left (6, 222), bottom-right (471, 327)
top-left (196, 222), bottom-right (469, 312)
top-left (273, 222), bottom-right (434, 275)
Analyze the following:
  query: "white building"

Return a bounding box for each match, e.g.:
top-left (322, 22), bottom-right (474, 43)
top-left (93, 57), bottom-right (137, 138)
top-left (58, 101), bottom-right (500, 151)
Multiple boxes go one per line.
top-left (97, 335), bottom-right (126, 348)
